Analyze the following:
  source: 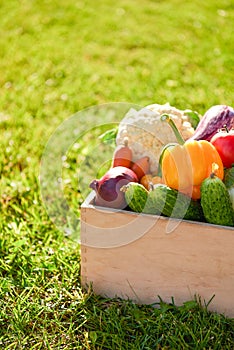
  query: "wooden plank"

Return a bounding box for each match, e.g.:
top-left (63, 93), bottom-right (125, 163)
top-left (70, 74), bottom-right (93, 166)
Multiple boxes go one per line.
top-left (81, 192), bottom-right (234, 317)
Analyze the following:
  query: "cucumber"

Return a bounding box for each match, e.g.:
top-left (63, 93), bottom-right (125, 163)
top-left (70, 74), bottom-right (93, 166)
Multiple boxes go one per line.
top-left (201, 174), bottom-right (234, 227)
top-left (223, 167), bottom-right (234, 211)
top-left (121, 182), bottom-right (149, 213)
top-left (223, 166), bottom-right (234, 189)
top-left (145, 184), bottom-right (204, 221)
top-left (143, 184), bottom-right (167, 215)
top-left (122, 182), bottom-right (204, 222)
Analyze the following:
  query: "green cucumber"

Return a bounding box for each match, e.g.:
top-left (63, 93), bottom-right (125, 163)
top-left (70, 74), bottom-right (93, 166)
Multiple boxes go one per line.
top-left (121, 182), bottom-right (149, 213)
top-left (145, 184), bottom-right (204, 221)
top-left (223, 166), bottom-right (234, 189)
top-left (122, 182), bottom-right (204, 222)
top-left (223, 167), bottom-right (234, 211)
top-left (201, 173), bottom-right (234, 227)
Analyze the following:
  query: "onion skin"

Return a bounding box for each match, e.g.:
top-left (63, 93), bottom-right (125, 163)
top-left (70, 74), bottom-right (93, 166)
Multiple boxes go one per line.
top-left (89, 166), bottom-right (138, 209)
top-left (189, 105), bottom-right (234, 141)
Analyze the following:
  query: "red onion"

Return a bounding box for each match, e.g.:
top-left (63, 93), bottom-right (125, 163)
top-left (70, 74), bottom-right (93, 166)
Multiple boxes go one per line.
top-left (89, 166), bottom-right (138, 209)
top-left (189, 105), bottom-right (234, 141)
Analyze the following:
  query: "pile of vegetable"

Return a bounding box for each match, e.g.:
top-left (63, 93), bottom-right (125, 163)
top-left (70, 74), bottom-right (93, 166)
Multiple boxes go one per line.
top-left (116, 103), bottom-right (196, 174)
top-left (90, 104), bottom-right (234, 227)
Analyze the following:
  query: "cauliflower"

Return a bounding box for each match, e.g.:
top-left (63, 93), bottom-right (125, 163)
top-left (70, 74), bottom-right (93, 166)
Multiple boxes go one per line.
top-left (116, 103), bottom-right (196, 174)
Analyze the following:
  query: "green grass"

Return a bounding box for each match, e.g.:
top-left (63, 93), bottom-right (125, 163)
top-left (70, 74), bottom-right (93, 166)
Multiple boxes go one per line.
top-left (0, 0), bottom-right (234, 348)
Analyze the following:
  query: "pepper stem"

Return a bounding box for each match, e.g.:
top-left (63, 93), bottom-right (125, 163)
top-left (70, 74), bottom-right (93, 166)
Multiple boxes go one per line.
top-left (157, 142), bottom-right (177, 177)
top-left (210, 162), bottom-right (219, 178)
top-left (160, 114), bottom-right (185, 145)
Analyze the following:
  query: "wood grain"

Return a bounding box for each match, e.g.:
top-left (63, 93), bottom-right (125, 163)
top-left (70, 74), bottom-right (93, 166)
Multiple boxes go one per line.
top-left (81, 191), bottom-right (234, 317)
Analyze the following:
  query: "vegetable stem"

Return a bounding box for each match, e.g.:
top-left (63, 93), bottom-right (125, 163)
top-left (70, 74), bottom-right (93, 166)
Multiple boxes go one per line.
top-left (210, 162), bottom-right (219, 178)
top-left (158, 142), bottom-right (177, 177)
top-left (160, 114), bottom-right (185, 145)
top-left (224, 124), bottom-right (229, 133)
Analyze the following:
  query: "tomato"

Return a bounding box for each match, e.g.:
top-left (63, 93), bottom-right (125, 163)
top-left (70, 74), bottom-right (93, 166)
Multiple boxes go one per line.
top-left (210, 128), bottom-right (234, 168)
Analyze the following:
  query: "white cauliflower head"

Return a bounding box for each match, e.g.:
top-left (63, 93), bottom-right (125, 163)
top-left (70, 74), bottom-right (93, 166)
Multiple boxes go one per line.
top-left (116, 103), bottom-right (196, 174)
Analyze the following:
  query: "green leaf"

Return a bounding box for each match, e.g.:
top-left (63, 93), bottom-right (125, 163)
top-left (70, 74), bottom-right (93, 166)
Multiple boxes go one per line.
top-left (184, 109), bottom-right (201, 129)
top-left (99, 127), bottom-right (118, 145)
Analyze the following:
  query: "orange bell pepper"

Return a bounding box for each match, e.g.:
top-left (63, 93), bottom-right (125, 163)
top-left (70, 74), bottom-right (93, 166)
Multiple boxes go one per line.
top-left (160, 115), bottom-right (224, 199)
top-left (179, 184), bottom-right (201, 200)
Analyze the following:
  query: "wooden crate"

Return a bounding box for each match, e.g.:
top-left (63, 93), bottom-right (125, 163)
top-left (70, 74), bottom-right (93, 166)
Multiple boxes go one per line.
top-left (81, 191), bottom-right (234, 318)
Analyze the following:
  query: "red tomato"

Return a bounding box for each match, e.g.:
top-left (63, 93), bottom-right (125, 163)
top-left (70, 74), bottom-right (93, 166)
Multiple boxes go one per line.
top-left (210, 129), bottom-right (234, 168)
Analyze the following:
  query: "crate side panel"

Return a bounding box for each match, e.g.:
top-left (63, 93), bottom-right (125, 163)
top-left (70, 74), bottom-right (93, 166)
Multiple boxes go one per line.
top-left (81, 205), bottom-right (234, 317)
